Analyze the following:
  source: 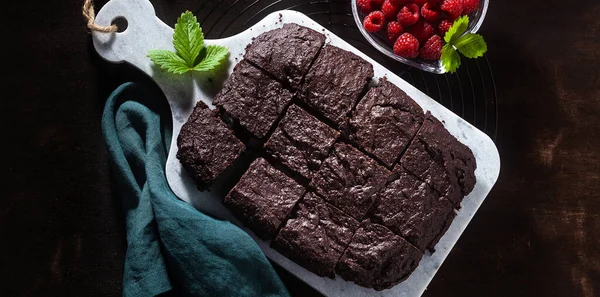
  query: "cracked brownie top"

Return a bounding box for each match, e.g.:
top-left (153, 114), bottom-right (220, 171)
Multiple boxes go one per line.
top-left (264, 104), bottom-right (339, 180)
top-left (346, 77), bottom-right (424, 168)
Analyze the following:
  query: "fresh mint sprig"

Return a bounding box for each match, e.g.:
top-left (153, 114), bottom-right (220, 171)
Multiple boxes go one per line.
top-left (441, 16), bottom-right (487, 73)
top-left (148, 11), bottom-right (229, 74)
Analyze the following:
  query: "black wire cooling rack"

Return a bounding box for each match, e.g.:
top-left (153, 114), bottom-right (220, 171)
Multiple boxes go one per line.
top-left (153, 0), bottom-right (498, 141)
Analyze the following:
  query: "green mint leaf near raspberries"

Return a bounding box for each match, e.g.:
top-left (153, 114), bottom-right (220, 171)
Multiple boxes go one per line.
top-left (440, 16), bottom-right (488, 73)
top-left (148, 11), bottom-right (229, 74)
top-left (441, 44), bottom-right (461, 74)
top-left (444, 15), bottom-right (469, 44)
top-left (454, 34), bottom-right (487, 59)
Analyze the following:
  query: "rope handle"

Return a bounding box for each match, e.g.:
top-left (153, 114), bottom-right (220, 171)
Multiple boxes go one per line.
top-left (82, 0), bottom-right (118, 33)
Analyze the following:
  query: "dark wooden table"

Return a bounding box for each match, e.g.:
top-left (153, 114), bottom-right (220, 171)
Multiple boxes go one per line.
top-left (2, 0), bottom-right (599, 296)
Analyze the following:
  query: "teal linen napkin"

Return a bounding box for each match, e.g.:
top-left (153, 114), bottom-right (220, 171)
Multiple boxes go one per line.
top-left (102, 82), bottom-right (290, 297)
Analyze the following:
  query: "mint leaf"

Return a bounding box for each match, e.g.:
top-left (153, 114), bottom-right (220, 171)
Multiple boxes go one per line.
top-left (454, 33), bottom-right (487, 59)
top-left (193, 45), bottom-right (229, 72)
top-left (439, 15), bottom-right (488, 73)
top-left (441, 44), bottom-right (461, 74)
top-left (172, 11), bottom-right (204, 68)
top-left (148, 50), bottom-right (190, 74)
top-left (444, 15), bottom-right (469, 44)
top-left (148, 11), bottom-right (228, 75)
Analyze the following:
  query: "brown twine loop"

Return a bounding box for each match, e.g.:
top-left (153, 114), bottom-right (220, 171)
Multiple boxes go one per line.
top-left (82, 0), bottom-right (118, 33)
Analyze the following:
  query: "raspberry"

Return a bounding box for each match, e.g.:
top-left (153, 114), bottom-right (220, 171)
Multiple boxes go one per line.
top-left (414, 0), bottom-right (427, 5)
top-left (397, 4), bottom-right (420, 27)
top-left (357, 0), bottom-right (384, 13)
top-left (462, 0), bottom-right (480, 14)
top-left (421, 2), bottom-right (440, 22)
top-left (410, 19), bottom-right (435, 43)
top-left (363, 11), bottom-right (386, 33)
top-left (387, 21), bottom-right (404, 42)
top-left (420, 34), bottom-right (443, 60)
top-left (393, 32), bottom-right (419, 58)
top-left (357, 0), bottom-right (373, 13)
top-left (382, 0), bottom-right (400, 20)
top-left (441, 0), bottom-right (463, 20)
top-left (438, 19), bottom-right (453, 36)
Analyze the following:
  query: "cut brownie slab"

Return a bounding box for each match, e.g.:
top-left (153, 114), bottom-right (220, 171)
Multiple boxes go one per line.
top-left (309, 143), bottom-right (391, 220)
top-left (213, 60), bottom-right (293, 139)
top-left (336, 220), bottom-right (423, 291)
top-left (177, 101), bottom-right (245, 190)
top-left (299, 45), bottom-right (374, 127)
top-left (369, 167), bottom-right (456, 252)
top-left (264, 104), bottom-right (339, 179)
top-left (271, 192), bottom-right (359, 278)
top-left (399, 112), bottom-right (477, 208)
top-left (347, 77), bottom-right (424, 168)
top-left (223, 158), bottom-right (306, 240)
top-left (244, 23), bottom-right (326, 89)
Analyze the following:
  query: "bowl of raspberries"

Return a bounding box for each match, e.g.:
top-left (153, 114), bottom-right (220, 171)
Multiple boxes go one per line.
top-left (352, 0), bottom-right (488, 73)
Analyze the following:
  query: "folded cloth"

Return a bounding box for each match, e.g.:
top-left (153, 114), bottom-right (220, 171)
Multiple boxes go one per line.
top-left (102, 82), bottom-right (290, 297)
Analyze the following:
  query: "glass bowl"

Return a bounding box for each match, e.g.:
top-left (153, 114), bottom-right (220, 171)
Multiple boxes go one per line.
top-left (351, 0), bottom-right (489, 74)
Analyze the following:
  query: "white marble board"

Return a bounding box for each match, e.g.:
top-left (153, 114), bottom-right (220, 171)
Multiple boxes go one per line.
top-left (93, 1), bottom-right (501, 296)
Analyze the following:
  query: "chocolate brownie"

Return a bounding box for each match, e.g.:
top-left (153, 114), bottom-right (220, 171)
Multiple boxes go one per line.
top-left (223, 158), bottom-right (306, 240)
top-left (244, 23), bottom-right (326, 89)
top-left (369, 167), bottom-right (456, 252)
top-left (309, 143), bottom-right (391, 220)
top-left (271, 192), bottom-right (359, 277)
top-left (347, 77), bottom-right (424, 168)
top-left (429, 210), bottom-right (457, 252)
top-left (213, 60), bottom-right (293, 139)
top-left (264, 105), bottom-right (339, 179)
top-left (299, 46), bottom-right (374, 127)
top-left (400, 112), bottom-right (477, 208)
top-left (336, 220), bottom-right (423, 291)
top-left (176, 101), bottom-right (245, 190)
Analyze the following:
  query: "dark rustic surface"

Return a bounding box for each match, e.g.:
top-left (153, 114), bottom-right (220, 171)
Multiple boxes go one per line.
top-left (1, 0), bottom-right (599, 296)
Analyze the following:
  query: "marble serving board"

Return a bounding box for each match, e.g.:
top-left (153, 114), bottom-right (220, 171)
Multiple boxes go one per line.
top-left (93, 1), bottom-right (501, 296)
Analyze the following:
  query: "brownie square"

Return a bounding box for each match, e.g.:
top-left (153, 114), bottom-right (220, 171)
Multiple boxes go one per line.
top-left (309, 143), bottom-right (391, 220)
top-left (223, 158), bottom-right (306, 240)
top-left (271, 192), bottom-right (359, 277)
top-left (244, 23), bottom-right (326, 89)
top-left (347, 77), bottom-right (424, 168)
top-left (336, 220), bottom-right (423, 291)
top-left (299, 46), bottom-right (374, 127)
top-left (177, 101), bottom-right (245, 190)
top-left (213, 60), bottom-right (293, 139)
top-left (264, 105), bottom-right (339, 179)
top-left (369, 167), bottom-right (456, 252)
top-left (399, 112), bottom-right (477, 208)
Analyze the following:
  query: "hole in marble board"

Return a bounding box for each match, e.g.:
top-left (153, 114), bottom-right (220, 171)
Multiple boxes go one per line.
top-left (111, 16), bottom-right (128, 33)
